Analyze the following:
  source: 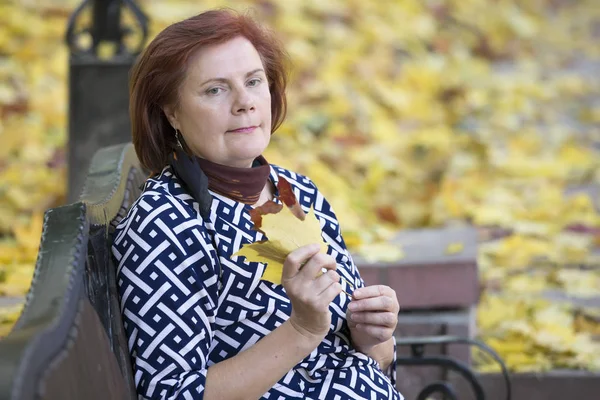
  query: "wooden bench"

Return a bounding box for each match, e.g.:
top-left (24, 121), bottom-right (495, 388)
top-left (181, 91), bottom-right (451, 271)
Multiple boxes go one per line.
top-left (0, 143), bottom-right (142, 399)
top-left (0, 143), bottom-right (509, 400)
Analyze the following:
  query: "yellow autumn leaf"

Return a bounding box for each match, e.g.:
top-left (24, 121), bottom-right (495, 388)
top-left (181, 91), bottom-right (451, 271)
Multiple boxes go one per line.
top-left (0, 303), bottom-right (24, 338)
top-left (232, 205), bottom-right (327, 285)
top-left (445, 242), bottom-right (464, 255)
top-left (356, 242), bottom-right (404, 264)
top-left (13, 211), bottom-right (44, 252)
top-left (0, 263), bottom-right (34, 297)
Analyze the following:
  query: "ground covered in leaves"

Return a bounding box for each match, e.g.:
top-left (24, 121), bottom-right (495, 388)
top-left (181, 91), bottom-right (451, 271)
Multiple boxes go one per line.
top-left (1, 0), bottom-right (599, 372)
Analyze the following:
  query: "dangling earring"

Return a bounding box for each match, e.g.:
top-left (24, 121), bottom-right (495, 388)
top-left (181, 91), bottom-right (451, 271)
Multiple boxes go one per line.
top-left (174, 128), bottom-right (183, 149)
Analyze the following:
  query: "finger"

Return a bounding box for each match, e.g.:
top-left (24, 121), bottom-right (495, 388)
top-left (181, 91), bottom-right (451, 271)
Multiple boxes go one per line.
top-left (298, 252), bottom-right (336, 281)
top-left (349, 296), bottom-right (395, 312)
top-left (317, 281), bottom-right (342, 307)
top-left (349, 311), bottom-right (397, 327)
top-left (353, 324), bottom-right (393, 344)
top-left (352, 285), bottom-right (395, 300)
top-left (282, 243), bottom-right (321, 280)
top-left (313, 270), bottom-right (341, 294)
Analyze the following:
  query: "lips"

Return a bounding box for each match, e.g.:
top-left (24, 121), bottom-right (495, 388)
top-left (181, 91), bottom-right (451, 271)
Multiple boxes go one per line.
top-left (227, 126), bottom-right (257, 133)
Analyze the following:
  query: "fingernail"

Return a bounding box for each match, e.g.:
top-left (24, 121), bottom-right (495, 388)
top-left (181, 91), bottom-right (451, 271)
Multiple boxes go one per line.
top-left (349, 303), bottom-right (357, 310)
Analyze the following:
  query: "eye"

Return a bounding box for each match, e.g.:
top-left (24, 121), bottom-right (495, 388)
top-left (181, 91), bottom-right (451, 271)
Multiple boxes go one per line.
top-left (247, 78), bottom-right (261, 87)
top-left (206, 87), bottom-right (223, 95)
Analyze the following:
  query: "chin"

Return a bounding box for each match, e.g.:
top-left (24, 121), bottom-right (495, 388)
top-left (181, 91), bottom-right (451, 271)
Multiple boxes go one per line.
top-left (227, 147), bottom-right (265, 167)
top-left (225, 131), bottom-right (269, 163)
top-left (240, 150), bottom-right (265, 165)
top-left (241, 139), bottom-right (269, 157)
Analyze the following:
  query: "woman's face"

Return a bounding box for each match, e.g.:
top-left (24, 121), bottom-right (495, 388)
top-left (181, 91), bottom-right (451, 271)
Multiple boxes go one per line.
top-left (164, 36), bottom-right (272, 168)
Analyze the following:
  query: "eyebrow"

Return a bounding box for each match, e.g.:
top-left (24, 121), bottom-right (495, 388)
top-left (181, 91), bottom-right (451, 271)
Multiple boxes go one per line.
top-left (200, 68), bottom-right (265, 86)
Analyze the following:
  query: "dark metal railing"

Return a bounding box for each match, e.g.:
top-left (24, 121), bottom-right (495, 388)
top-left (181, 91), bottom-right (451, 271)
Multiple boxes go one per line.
top-left (65, 0), bottom-right (148, 56)
top-left (397, 335), bottom-right (512, 400)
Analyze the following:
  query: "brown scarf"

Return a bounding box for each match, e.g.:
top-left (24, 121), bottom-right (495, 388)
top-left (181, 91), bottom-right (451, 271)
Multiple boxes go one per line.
top-left (195, 155), bottom-right (271, 204)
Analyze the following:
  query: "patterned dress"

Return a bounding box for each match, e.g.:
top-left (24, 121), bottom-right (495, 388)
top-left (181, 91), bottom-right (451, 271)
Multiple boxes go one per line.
top-left (111, 163), bottom-right (404, 400)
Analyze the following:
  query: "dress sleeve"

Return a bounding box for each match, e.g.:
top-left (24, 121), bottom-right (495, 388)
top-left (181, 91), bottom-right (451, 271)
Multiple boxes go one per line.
top-left (111, 191), bottom-right (220, 399)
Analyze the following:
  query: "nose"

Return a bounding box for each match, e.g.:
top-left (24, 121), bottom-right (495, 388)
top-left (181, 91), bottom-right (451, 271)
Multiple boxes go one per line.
top-left (232, 88), bottom-right (255, 115)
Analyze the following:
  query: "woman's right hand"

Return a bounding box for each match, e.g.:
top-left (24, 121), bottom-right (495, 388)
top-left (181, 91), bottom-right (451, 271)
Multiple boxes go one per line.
top-left (282, 243), bottom-right (342, 342)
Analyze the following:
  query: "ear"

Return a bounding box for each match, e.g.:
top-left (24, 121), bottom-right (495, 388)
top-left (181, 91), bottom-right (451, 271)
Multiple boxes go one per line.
top-left (162, 105), bottom-right (179, 130)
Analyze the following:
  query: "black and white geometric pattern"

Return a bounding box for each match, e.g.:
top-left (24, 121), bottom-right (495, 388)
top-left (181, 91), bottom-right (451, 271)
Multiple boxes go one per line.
top-left (111, 164), bottom-right (403, 400)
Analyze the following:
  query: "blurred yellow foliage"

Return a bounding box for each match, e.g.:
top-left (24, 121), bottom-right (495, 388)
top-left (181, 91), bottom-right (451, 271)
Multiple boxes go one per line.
top-left (0, 0), bottom-right (599, 371)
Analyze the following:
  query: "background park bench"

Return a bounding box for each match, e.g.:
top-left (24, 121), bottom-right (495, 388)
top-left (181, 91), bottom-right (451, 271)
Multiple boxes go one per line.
top-left (1, 0), bottom-right (599, 399)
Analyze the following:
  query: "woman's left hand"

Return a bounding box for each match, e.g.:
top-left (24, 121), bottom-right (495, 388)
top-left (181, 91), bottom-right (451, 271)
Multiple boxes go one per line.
top-left (347, 285), bottom-right (400, 354)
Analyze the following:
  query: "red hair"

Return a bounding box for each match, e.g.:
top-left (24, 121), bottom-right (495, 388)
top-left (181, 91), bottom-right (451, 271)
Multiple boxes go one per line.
top-left (129, 9), bottom-right (289, 174)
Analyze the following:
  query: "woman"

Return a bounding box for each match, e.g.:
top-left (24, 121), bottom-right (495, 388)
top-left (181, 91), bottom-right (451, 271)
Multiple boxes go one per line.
top-left (112, 9), bottom-right (403, 400)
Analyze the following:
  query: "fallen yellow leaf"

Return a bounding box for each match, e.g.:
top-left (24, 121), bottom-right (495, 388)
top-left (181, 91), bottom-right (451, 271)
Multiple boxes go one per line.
top-left (446, 242), bottom-right (464, 254)
top-left (232, 205), bottom-right (327, 285)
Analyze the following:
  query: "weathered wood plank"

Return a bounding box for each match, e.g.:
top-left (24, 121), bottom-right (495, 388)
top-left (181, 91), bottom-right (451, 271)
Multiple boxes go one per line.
top-left (41, 299), bottom-right (128, 400)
